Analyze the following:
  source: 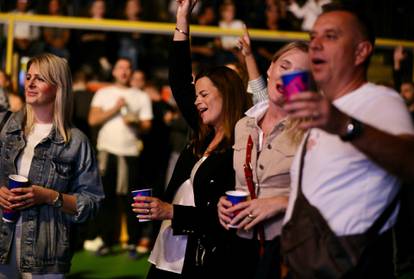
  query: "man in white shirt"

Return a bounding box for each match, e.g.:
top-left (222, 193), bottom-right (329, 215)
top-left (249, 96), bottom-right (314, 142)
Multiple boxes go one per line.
top-left (88, 57), bottom-right (153, 257)
top-left (283, 3), bottom-right (414, 277)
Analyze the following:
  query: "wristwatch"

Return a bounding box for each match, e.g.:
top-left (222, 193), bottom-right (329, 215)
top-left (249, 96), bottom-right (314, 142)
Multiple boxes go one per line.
top-left (340, 117), bottom-right (364, 141)
top-left (52, 192), bottom-right (64, 208)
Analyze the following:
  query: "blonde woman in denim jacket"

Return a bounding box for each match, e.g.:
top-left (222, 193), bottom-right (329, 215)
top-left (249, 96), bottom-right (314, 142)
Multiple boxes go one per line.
top-left (0, 53), bottom-right (104, 278)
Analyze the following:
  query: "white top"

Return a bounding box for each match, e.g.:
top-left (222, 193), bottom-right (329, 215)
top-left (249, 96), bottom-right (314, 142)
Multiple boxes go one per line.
top-left (9, 10), bottom-right (40, 40)
top-left (219, 19), bottom-right (244, 50)
top-left (91, 85), bottom-right (153, 156)
top-left (148, 178), bottom-right (195, 274)
top-left (288, 0), bottom-right (331, 31)
top-left (17, 123), bottom-right (53, 178)
top-left (148, 156), bottom-right (207, 273)
top-left (15, 123), bottom-right (53, 254)
top-left (284, 83), bottom-right (414, 235)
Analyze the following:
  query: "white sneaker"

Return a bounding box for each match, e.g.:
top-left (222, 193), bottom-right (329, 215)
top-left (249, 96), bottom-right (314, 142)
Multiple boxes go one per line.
top-left (83, 237), bottom-right (104, 252)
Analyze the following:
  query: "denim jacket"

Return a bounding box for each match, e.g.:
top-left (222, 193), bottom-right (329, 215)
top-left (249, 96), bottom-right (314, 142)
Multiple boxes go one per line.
top-left (0, 111), bottom-right (104, 273)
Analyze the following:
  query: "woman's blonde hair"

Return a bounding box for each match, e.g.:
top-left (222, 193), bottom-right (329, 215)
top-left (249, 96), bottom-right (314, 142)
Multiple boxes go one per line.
top-left (272, 41), bottom-right (310, 146)
top-left (25, 53), bottom-right (73, 143)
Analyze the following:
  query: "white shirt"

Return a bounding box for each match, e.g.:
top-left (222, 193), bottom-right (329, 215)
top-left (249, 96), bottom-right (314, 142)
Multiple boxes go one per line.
top-left (219, 19), bottom-right (244, 50)
top-left (288, 0), bottom-right (331, 31)
top-left (8, 10), bottom-right (40, 40)
top-left (17, 123), bottom-right (53, 178)
top-left (91, 85), bottom-right (153, 156)
top-left (284, 83), bottom-right (414, 235)
top-left (148, 156), bottom-right (206, 274)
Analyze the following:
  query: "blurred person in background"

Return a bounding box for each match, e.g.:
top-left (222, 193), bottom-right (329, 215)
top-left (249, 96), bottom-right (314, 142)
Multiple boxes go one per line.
top-left (74, 0), bottom-right (115, 81)
top-left (130, 69), bottom-right (147, 91)
top-left (190, 4), bottom-right (218, 72)
top-left (216, 0), bottom-right (244, 65)
top-left (393, 45), bottom-right (413, 93)
top-left (117, 0), bottom-right (150, 71)
top-left (8, 0), bottom-right (42, 56)
top-left (138, 82), bottom-right (175, 254)
top-left (0, 53), bottom-right (103, 278)
top-left (400, 81), bottom-right (414, 120)
top-left (41, 0), bottom-right (71, 59)
top-left (88, 57), bottom-right (153, 258)
top-left (253, 1), bottom-right (292, 75)
top-left (285, 0), bottom-right (331, 31)
top-left (0, 70), bottom-right (24, 113)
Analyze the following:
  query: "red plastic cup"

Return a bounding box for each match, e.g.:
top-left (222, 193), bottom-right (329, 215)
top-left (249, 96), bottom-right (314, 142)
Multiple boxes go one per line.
top-left (226, 190), bottom-right (249, 228)
top-left (281, 70), bottom-right (310, 101)
top-left (132, 188), bottom-right (152, 222)
top-left (2, 174), bottom-right (29, 223)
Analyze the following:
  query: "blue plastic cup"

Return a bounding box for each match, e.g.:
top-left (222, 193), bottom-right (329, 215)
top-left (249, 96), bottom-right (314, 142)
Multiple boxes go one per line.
top-left (132, 188), bottom-right (152, 222)
top-left (226, 190), bottom-right (249, 228)
top-left (2, 174), bottom-right (29, 223)
top-left (281, 70), bottom-right (310, 101)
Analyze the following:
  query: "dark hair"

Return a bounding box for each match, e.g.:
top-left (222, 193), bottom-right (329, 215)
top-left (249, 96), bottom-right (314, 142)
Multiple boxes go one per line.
top-left (321, 3), bottom-right (375, 69)
top-left (322, 3), bottom-right (376, 46)
top-left (192, 66), bottom-right (252, 157)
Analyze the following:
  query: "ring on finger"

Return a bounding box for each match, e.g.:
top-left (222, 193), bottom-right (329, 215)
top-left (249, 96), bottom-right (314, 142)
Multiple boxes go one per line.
top-left (312, 111), bottom-right (320, 118)
top-left (247, 213), bottom-right (256, 219)
top-left (146, 208), bottom-right (150, 214)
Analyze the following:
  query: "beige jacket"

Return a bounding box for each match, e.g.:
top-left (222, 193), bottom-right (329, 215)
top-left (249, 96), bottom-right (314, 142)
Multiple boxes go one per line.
top-left (233, 104), bottom-right (299, 240)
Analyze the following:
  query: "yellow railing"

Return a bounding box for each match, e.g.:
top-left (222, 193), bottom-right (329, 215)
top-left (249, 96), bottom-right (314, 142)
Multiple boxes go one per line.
top-left (1, 13), bottom-right (414, 76)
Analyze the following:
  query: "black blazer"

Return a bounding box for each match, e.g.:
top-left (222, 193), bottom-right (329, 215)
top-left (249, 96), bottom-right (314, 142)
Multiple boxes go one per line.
top-left (164, 40), bottom-right (235, 278)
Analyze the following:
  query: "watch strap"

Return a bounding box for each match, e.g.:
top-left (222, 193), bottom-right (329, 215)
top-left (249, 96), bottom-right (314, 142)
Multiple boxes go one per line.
top-left (52, 192), bottom-right (63, 208)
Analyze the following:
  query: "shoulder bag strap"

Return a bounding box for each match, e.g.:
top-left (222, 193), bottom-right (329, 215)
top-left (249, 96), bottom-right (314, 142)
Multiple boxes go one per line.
top-left (244, 135), bottom-right (265, 256)
top-left (297, 132), bottom-right (310, 194)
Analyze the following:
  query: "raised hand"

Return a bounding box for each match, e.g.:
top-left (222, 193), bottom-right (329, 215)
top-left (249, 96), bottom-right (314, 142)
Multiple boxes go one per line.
top-left (238, 24), bottom-right (252, 57)
top-left (283, 91), bottom-right (349, 134)
top-left (176, 0), bottom-right (198, 18)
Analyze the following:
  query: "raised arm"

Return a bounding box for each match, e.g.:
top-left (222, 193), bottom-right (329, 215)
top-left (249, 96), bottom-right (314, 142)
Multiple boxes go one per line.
top-left (284, 92), bottom-right (414, 183)
top-left (168, 0), bottom-right (199, 130)
top-left (238, 25), bottom-right (268, 104)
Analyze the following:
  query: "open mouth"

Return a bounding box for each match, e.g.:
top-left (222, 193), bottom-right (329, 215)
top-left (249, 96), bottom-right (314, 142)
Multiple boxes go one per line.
top-left (312, 58), bottom-right (326, 65)
top-left (276, 83), bottom-right (284, 94)
top-left (26, 91), bottom-right (37, 96)
top-left (198, 107), bottom-right (207, 116)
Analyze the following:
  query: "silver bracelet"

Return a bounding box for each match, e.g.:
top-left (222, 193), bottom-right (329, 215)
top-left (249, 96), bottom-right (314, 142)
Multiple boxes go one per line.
top-left (175, 26), bottom-right (189, 36)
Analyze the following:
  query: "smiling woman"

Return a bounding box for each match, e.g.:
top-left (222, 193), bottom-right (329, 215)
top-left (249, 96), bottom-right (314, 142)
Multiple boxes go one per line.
top-left (25, 65), bottom-right (57, 110)
top-left (130, 1), bottom-right (252, 278)
top-left (0, 53), bottom-right (104, 278)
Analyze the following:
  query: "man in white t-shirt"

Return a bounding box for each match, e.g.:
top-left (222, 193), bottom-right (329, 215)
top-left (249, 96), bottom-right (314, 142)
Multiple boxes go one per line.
top-left (282, 3), bottom-right (414, 277)
top-left (88, 57), bottom-right (153, 257)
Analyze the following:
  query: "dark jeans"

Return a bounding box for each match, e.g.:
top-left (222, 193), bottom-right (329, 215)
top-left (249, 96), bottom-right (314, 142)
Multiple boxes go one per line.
top-left (97, 152), bottom-right (146, 247)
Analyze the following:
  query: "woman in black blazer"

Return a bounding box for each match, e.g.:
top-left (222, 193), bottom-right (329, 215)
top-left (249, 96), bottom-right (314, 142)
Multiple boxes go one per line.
top-left (131, 1), bottom-right (251, 278)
